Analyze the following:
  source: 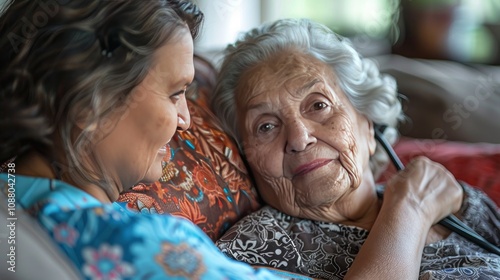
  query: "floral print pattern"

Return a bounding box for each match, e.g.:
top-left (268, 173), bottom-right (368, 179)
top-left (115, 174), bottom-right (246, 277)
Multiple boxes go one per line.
top-left (118, 98), bottom-right (261, 241)
top-left (115, 56), bottom-right (261, 241)
top-left (217, 184), bottom-right (500, 279)
top-left (0, 174), bottom-right (291, 280)
top-left (82, 244), bottom-right (134, 280)
top-left (53, 223), bottom-right (79, 247)
top-left (155, 242), bottom-right (205, 278)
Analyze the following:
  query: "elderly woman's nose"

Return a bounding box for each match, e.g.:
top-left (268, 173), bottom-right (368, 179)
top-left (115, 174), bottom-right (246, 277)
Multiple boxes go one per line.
top-left (177, 95), bottom-right (191, 131)
top-left (285, 119), bottom-right (316, 153)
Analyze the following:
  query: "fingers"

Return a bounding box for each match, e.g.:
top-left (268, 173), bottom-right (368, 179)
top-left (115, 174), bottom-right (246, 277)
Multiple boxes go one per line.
top-left (384, 156), bottom-right (464, 225)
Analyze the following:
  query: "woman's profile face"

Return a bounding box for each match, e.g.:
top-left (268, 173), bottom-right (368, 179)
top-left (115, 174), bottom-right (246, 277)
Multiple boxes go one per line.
top-left (92, 30), bottom-right (194, 199)
top-left (236, 50), bottom-right (376, 218)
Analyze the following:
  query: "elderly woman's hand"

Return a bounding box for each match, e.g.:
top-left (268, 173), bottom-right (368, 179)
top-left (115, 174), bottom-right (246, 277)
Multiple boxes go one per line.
top-left (384, 156), bottom-right (464, 231)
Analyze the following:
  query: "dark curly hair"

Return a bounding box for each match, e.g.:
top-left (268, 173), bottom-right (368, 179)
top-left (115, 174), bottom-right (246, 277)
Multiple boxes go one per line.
top-left (0, 0), bottom-right (203, 190)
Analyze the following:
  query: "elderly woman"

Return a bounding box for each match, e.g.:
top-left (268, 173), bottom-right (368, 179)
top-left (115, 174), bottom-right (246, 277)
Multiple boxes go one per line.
top-left (212, 19), bottom-right (500, 279)
top-left (0, 1), bottom-right (320, 279)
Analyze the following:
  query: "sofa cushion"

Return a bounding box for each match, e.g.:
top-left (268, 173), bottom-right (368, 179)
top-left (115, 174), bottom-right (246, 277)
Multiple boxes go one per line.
top-left (117, 97), bottom-right (261, 241)
top-left (378, 137), bottom-right (500, 206)
top-left (0, 191), bottom-right (82, 280)
top-left (373, 55), bottom-right (500, 143)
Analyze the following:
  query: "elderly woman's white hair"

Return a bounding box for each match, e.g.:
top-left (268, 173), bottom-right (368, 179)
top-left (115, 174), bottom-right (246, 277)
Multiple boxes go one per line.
top-left (211, 18), bottom-right (403, 177)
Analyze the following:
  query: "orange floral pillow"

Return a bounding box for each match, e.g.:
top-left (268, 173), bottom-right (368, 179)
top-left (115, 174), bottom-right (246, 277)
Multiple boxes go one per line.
top-left (118, 98), bottom-right (262, 241)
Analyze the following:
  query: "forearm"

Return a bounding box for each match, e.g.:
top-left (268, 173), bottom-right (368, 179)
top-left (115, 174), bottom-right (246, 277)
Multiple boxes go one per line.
top-left (345, 202), bottom-right (430, 279)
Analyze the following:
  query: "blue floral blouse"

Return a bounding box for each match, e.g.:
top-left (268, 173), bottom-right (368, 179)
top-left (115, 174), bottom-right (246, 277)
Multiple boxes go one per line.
top-left (0, 174), bottom-right (309, 280)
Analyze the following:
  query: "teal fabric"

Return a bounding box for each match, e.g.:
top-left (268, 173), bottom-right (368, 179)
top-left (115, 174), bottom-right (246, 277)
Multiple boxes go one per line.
top-left (0, 174), bottom-right (308, 280)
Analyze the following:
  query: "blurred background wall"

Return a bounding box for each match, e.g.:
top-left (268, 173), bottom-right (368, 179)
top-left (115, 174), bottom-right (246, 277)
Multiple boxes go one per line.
top-left (2, 0), bottom-right (498, 65)
top-left (192, 0), bottom-right (500, 143)
top-left (2, 0), bottom-right (499, 143)
top-left (193, 0), bottom-right (500, 65)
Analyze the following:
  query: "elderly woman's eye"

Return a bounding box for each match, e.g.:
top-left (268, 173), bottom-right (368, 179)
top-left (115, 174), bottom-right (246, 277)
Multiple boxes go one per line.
top-left (258, 123), bottom-right (275, 133)
top-left (312, 101), bottom-right (328, 111)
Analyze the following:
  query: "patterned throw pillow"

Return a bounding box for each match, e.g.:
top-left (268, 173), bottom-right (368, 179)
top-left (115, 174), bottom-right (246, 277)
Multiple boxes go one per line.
top-left (117, 97), bottom-right (262, 241)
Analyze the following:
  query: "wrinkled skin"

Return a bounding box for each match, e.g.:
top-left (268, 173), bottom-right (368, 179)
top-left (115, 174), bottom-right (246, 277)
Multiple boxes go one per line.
top-left (236, 49), bottom-right (379, 228)
top-left (235, 49), bottom-right (463, 235)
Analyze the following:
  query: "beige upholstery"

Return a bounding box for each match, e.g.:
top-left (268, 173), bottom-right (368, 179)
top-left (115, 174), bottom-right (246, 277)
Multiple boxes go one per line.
top-left (372, 55), bottom-right (500, 143)
top-left (0, 193), bottom-right (82, 279)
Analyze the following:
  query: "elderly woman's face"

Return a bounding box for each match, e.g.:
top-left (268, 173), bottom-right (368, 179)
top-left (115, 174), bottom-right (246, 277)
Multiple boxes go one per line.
top-left (93, 30), bottom-right (193, 198)
top-left (236, 50), bottom-right (376, 218)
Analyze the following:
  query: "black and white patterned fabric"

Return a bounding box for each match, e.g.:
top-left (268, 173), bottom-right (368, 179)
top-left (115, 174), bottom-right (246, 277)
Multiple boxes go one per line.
top-left (216, 184), bottom-right (500, 279)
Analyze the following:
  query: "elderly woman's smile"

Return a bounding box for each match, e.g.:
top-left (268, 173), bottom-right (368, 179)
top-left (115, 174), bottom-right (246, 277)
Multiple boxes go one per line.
top-left (292, 158), bottom-right (334, 177)
top-left (211, 18), bottom-right (497, 279)
top-left (235, 49), bottom-right (377, 222)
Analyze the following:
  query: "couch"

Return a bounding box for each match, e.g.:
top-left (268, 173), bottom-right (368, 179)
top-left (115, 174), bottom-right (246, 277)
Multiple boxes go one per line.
top-left (1, 54), bottom-right (499, 279)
